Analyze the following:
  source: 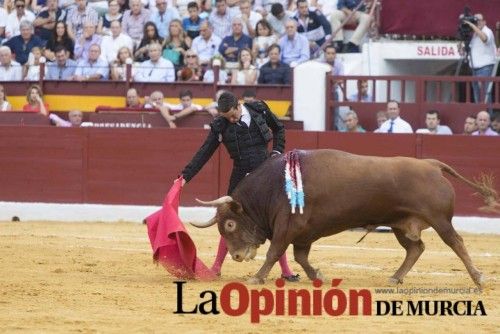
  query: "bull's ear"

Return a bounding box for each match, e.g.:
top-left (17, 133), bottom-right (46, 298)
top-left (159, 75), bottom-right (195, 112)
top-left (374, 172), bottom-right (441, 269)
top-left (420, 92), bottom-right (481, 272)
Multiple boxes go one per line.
top-left (229, 200), bottom-right (243, 214)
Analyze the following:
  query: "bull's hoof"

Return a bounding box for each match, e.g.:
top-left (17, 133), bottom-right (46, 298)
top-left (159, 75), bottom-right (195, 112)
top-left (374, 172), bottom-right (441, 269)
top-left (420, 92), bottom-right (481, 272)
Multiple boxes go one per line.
top-left (474, 273), bottom-right (485, 291)
top-left (247, 277), bottom-right (265, 285)
top-left (388, 277), bottom-right (403, 285)
top-left (314, 269), bottom-right (324, 281)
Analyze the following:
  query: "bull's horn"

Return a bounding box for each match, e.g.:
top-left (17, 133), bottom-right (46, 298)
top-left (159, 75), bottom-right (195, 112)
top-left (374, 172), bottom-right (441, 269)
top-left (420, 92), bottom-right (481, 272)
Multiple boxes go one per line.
top-left (190, 217), bottom-right (217, 228)
top-left (196, 196), bottom-right (233, 206)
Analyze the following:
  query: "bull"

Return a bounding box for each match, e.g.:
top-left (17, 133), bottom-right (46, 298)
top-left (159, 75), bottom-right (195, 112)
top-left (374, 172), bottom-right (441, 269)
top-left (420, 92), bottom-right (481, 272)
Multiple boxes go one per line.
top-left (192, 149), bottom-right (499, 287)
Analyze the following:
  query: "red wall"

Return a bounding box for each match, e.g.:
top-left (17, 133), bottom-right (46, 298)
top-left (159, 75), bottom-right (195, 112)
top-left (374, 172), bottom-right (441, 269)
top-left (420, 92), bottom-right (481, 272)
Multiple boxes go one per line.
top-left (2, 126), bottom-right (499, 217)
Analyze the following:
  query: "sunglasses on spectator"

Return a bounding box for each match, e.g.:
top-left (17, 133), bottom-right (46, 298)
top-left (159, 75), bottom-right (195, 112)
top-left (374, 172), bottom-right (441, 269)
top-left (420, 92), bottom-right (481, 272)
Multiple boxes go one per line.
top-left (16, 4), bottom-right (25, 8)
top-left (186, 55), bottom-right (197, 58)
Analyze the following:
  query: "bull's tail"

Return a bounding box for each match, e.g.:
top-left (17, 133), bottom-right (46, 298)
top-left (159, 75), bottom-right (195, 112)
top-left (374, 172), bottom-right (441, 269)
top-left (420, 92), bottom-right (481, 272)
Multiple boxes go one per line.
top-left (426, 159), bottom-right (500, 213)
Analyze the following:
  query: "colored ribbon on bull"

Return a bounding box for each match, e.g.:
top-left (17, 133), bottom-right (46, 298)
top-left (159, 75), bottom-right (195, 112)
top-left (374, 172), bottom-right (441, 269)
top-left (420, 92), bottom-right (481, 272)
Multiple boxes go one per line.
top-left (145, 177), bottom-right (217, 281)
top-left (284, 150), bottom-right (305, 214)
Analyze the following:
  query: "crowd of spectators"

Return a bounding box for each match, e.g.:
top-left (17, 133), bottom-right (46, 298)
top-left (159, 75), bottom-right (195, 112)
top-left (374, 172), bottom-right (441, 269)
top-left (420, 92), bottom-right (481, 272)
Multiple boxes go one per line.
top-left (0, 0), bottom-right (373, 83)
top-left (341, 100), bottom-right (499, 136)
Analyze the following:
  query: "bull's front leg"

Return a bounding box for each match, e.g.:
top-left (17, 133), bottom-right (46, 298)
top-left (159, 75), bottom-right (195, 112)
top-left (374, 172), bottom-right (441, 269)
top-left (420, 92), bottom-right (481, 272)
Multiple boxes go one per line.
top-left (247, 242), bottom-right (289, 285)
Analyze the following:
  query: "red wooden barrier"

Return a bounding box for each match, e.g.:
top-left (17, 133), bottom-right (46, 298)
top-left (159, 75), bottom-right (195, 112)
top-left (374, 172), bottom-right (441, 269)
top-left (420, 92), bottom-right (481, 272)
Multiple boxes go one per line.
top-left (1, 126), bottom-right (498, 217)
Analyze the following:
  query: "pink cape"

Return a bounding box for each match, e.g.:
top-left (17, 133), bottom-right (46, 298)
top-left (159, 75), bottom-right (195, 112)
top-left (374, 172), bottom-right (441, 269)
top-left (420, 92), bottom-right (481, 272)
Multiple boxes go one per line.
top-left (145, 178), bottom-right (216, 280)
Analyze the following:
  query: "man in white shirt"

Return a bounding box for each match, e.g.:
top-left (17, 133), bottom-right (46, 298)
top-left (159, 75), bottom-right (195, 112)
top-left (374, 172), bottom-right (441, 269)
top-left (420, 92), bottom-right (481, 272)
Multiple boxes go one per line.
top-left (463, 13), bottom-right (497, 103)
top-left (0, 46), bottom-right (23, 81)
top-left (100, 20), bottom-right (134, 64)
top-left (377, 100), bottom-right (413, 133)
top-left (5, 0), bottom-right (35, 40)
top-left (235, 0), bottom-right (262, 37)
top-left (134, 43), bottom-right (175, 82)
top-left (416, 110), bottom-right (453, 135)
top-left (0, 7), bottom-right (8, 41)
top-left (156, 89), bottom-right (203, 127)
top-left (191, 21), bottom-right (222, 65)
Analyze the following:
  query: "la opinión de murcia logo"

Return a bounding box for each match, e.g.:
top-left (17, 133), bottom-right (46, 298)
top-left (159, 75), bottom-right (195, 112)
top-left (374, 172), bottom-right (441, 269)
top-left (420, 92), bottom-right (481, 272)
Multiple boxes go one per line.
top-left (173, 279), bottom-right (486, 323)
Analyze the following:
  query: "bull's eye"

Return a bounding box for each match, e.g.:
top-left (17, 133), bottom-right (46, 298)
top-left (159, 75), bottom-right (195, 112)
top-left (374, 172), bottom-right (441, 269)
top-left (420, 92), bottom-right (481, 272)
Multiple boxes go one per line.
top-left (225, 220), bottom-right (236, 232)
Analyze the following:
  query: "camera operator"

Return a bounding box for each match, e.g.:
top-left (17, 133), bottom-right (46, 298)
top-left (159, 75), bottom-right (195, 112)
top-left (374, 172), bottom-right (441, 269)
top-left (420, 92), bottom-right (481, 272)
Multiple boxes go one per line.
top-left (462, 13), bottom-right (497, 103)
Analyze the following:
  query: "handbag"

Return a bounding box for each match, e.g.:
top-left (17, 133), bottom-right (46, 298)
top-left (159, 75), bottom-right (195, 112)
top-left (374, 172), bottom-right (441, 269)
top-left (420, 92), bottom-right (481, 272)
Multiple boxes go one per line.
top-left (162, 45), bottom-right (181, 66)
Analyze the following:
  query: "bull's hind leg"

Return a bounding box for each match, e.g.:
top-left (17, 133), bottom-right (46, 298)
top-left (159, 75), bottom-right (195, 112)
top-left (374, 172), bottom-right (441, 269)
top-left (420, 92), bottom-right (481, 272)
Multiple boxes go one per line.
top-left (433, 222), bottom-right (484, 289)
top-left (293, 244), bottom-right (324, 281)
top-left (389, 228), bottom-right (425, 285)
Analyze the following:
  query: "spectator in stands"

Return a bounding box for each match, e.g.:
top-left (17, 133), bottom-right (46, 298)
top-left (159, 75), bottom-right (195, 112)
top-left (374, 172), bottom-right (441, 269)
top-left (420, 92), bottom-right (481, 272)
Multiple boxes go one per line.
top-left (231, 48), bottom-right (257, 84)
top-left (151, 0), bottom-right (180, 39)
top-left (5, 20), bottom-right (45, 65)
top-left (144, 90), bottom-right (177, 128)
top-left (253, 0), bottom-right (287, 17)
top-left (183, 1), bottom-right (203, 40)
top-left (134, 42), bottom-right (175, 82)
top-left (341, 110), bottom-right (365, 133)
top-left (416, 110), bottom-right (453, 135)
top-left (23, 84), bottom-right (49, 115)
top-left (177, 49), bottom-right (203, 81)
top-left (219, 17), bottom-right (253, 67)
top-left (491, 113), bottom-right (500, 134)
top-left (241, 88), bottom-right (256, 103)
top-left (322, 43), bottom-right (343, 130)
top-left (209, 0), bottom-right (233, 39)
top-left (23, 46), bottom-right (43, 80)
top-left (330, 0), bottom-right (371, 53)
top-left (257, 43), bottom-right (290, 84)
top-left (472, 110), bottom-right (498, 136)
top-left (0, 7), bottom-right (7, 43)
top-left (44, 22), bottom-right (75, 61)
top-left (252, 19), bottom-right (278, 68)
top-left (126, 87), bottom-right (143, 108)
top-left (373, 110), bottom-right (388, 133)
top-left (294, 0), bottom-right (331, 52)
top-left (97, 0), bottom-right (123, 36)
top-left (66, 0), bottom-right (99, 41)
top-left (110, 46), bottom-right (134, 80)
top-left (162, 19), bottom-right (191, 71)
top-left (134, 22), bottom-right (163, 62)
top-left (205, 88), bottom-right (225, 117)
top-left (32, 0), bottom-right (66, 42)
top-left (117, 0), bottom-right (130, 13)
top-left (122, 0), bottom-right (151, 47)
top-left (74, 44), bottom-right (109, 81)
top-left (279, 19), bottom-right (309, 67)
top-left (46, 46), bottom-right (77, 80)
top-left (203, 55), bottom-right (228, 83)
top-left (349, 79), bottom-right (373, 102)
top-left (191, 20), bottom-right (221, 66)
top-left (0, 84), bottom-right (13, 111)
top-left (266, 3), bottom-right (290, 37)
top-left (101, 20), bottom-right (133, 64)
top-left (163, 89), bottom-right (203, 125)
top-left (173, 0), bottom-right (192, 18)
top-left (74, 21), bottom-right (102, 61)
top-left (462, 13), bottom-right (497, 103)
top-left (5, 0), bottom-right (36, 40)
top-left (0, 46), bottom-right (23, 81)
top-left (377, 100), bottom-right (413, 133)
top-left (462, 115), bottom-right (477, 135)
top-left (236, 0), bottom-right (262, 38)
top-left (49, 109), bottom-right (84, 127)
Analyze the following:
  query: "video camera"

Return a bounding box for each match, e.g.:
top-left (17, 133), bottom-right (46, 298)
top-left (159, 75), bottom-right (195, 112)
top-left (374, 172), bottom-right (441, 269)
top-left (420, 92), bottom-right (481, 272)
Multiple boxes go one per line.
top-left (458, 6), bottom-right (478, 42)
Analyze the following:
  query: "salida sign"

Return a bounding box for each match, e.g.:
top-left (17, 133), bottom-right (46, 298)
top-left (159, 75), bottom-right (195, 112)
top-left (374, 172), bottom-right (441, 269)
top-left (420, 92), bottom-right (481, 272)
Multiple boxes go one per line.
top-left (415, 45), bottom-right (458, 58)
top-left (173, 279), bottom-right (486, 323)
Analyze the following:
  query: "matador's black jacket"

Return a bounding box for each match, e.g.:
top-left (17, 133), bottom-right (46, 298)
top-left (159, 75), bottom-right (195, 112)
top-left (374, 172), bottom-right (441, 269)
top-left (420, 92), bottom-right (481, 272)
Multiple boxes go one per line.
top-left (181, 100), bottom-right (285, 194)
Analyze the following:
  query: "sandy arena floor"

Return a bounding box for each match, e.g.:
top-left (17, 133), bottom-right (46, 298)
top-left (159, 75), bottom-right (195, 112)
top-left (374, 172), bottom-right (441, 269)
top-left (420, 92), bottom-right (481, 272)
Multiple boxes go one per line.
top-left (0, 221), bottom-right (498, 333)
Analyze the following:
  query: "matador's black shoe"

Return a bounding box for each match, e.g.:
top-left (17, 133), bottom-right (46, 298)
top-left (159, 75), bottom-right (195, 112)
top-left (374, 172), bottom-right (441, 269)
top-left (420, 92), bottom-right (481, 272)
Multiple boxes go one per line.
top-left (282, 274), bottom-right (300, 282)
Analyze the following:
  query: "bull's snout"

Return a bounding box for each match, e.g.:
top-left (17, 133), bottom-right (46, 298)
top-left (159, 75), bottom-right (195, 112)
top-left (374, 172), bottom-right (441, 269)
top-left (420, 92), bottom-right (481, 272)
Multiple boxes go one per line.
top-left (230, 246), bottom-right (257, 262)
